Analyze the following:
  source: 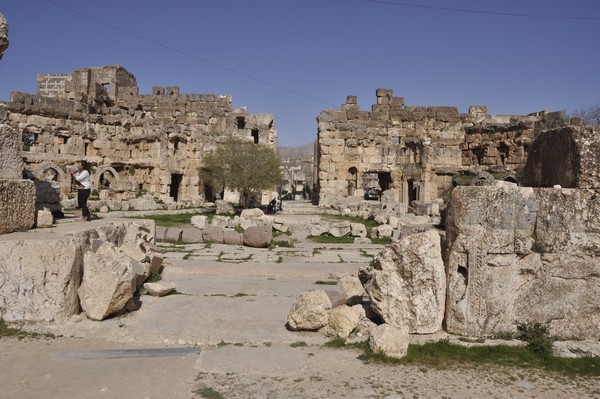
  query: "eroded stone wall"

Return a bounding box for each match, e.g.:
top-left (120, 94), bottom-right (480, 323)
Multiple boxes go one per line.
top-left (445, 184), bottom-right (600, 339)
top-left (317, 89), bottom-right (576, 207)
top-left (4, 65), bottom-right (277, 205)
top-left (524, 125), bottom-right (600, 189)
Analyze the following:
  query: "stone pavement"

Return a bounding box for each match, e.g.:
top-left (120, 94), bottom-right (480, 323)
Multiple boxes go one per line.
top-left (1, 201), bottom-right (598, 398)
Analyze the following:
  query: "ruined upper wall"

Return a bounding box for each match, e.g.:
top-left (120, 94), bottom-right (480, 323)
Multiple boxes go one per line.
top-left (316, 88), bottom-right (577, 207)
top-left (524, 125), bottom-right (600, 189)
top-left (3, 65), bottom-right (277, 204)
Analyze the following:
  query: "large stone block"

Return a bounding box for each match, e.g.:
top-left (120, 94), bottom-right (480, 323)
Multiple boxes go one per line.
top-left (0, 124), bottom-right (23, 179)
top-left (0, 237), bottom-right (83, 322)
top-left (0, 179), bottom-right (35, 234)
top-left (359, 230), bottom-right (445, 334)
top-left (445, 185), bottom-right (600, 339)
top-left (79, 242), bottom-right (137, 321)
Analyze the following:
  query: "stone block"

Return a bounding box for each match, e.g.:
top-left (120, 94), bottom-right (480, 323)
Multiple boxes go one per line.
top-left (0, 179), bottom-right (35, 234)
top-left (202, 226), bottom-right (225, 243)
top-left (181, 227), bottom-right (203, 243)
top-left (359, 230), bottom-right (445, 333)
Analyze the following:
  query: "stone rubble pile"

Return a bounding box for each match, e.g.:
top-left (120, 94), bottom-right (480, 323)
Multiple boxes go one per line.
top-left (0, 221), bottom-right (167, 322)
top-left (156, 206), bottom-right (288, 248)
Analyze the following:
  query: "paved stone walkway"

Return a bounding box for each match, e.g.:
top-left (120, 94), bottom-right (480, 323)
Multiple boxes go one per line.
top-left (1, 201), bottom-right (598, 398)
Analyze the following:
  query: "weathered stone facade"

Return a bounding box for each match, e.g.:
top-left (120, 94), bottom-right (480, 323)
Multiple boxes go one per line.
top-left (445, 184), bottom-right (600, 339)
top-left (524, 125), bottom-right (600, 189)
top-left (3, 65), bottom-right (277, 205)
top-left (316, 88), bottom-right (576, 207)
top-left (0, 13), bottom-right (36, 234)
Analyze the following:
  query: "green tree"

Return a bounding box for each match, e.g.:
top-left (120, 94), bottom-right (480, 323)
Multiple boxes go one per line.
top-left (200, 137), bottom-right (282, 206)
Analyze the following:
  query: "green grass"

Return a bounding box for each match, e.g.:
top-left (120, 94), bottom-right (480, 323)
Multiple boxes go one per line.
top-left (0, 318), bottom-right (57, 340)
top-left (129, 211), bottom-right (212, 227)
top-left (146, 272), bottom-right (162, 283)
top-left (193, 387), bottom-right (225, 399)
top-left (290, 341), bottom-right (308, 348)
top-left (326, 337), bottom-right (600, 377)
top-left (315, 280), bottom-right (338, 285)
top-left (268, 240), bottom-right (294, 249)
top-left (307, 235), bottom-right (354, 244)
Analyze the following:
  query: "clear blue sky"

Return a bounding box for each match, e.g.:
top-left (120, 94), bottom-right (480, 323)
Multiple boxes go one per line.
top-left (1, 1), bottom-right (599, 146)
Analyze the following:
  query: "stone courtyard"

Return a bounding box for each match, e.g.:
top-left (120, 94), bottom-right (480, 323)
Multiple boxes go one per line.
top-left (0, 201), bottom-right (598, 399)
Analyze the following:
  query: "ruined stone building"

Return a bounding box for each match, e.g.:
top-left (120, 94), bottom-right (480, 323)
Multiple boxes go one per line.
top-left (316, 88), bottom-right (579, 207)
top-left (2, 65), bottom-right (277, 207)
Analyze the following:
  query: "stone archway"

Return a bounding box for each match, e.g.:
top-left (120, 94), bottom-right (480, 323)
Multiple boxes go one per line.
top-left (35, 162), bottom-right (66, 182)
top-left (347, 167), bottom-right (358, 196)
top-left (94, 165), bottom-right (120, 191)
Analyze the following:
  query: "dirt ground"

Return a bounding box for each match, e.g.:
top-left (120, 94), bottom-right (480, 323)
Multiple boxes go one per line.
top-left (1, 204), bottom-right (599, 398)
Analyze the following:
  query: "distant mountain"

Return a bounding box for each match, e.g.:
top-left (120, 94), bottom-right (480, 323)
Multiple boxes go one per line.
top-left (278, 142), bottom-right (315, 161)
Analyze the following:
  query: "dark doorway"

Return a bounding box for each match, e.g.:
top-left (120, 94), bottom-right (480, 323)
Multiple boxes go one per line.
top-left (377, 172), bottom-right (392, 191)
top-left (251, 129), bottom-right (259, 144)
top-left (170, 174), bottom-right (183, 202)
top-left (407, 179), bottom-right (418, 202)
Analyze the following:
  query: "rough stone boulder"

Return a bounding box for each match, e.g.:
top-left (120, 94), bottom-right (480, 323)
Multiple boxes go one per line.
top-left (0, 237), bottom-right (82, 322)
top-left (215, 200), bottom-right (235, 214)
top-left (371, 224), bottom-right (393, 238)
top-left (319, 305), bottom-right (362, 339)
top-left (329, 221), bottom-right (351, 237)
top-left (350, 223), bottom-right (367, 238)
top-left (144, 281), bottom-right (176, 297)
top-left (310, 220), bottom-right (330, 237)
top-left (359, 230), bottom-right (445, 334)
top-left (36, 208), bottom-right (53, 228)
top-left (190, 215), bottom-right (208, 229)
top-left (79, 242), bottom-right (137, 321)
top-left (243, 225), bottom-right (272, 248)
top-left (34, 180), bottom-right (62, 213)
top-left (240, 209), bottom-right (272, 230)
top-left (0, 179), bottom-right (35, 235)
top-left (337, 276), bottom-right (365, 306)
top-left (211, 215), bottom-right (232, 228)
top-left (287, 289), bottom-right (332, 331)
top-left (369, 324), bottom-right (409, 359)
top-left (272, 217), bottom-right (289, 233)
top-left (445, 185), bottom-right (600, 339)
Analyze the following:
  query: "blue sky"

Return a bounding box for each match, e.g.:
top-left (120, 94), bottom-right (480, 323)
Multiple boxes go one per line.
top-left (1, 0), bottom-right (599, 146)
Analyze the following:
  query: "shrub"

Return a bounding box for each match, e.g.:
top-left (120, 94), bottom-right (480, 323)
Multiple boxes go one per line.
top-left (517, 322), bottom-right (554, 356)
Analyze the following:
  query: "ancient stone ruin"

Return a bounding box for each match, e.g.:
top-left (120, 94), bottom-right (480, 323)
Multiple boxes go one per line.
top-left (316, 88), bottom-right (579, 208)
top-left (2, 65), bottom-right (277, 209)
top-left (292, 124), bottom-right (600, 351)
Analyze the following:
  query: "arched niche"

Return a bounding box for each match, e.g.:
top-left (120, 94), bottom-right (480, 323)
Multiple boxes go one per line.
top-left (35, 162), bottom-right (66, 182)
top-left (95, 165), bottom-right (120, 190)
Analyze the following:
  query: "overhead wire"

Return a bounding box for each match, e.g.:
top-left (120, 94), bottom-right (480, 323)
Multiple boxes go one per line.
top-left (365, 0), bottom-right (600, 20)
top-left (45, 0), bottom-right (338, 107)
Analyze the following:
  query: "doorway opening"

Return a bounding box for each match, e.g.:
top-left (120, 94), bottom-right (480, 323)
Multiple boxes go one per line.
top-left (170, 174), bottom-right (183, 202)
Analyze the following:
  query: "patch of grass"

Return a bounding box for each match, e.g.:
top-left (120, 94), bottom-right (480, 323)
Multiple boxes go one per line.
top-left (290, 341), bottom-right (307, 348)
top-left (275, 256), bottom-right (283, 263)
top-left (355, 339), bottom-right (600, 377)
top-left (146, 272), bottom-right (162, 283)
top-left (307, 235), bottom-right (354, 244)
top-left (269, 240), bottom-right (294, 250)
top-left (314, 280), bottom-right (337, 285)
top-left (0, 318), bottom-right (57, 340)
top-left (371, 237), bottom-right (392, 245)
top-left (193, 387), bottom-right (225, 399)
top-left (233, 293), bottom-right (254, 297)
top-left (217, 341), bottom-right (231, 347)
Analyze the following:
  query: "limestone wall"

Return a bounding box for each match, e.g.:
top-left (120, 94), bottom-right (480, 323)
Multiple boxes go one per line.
top-left (445, 184), bottom-right (600, 339)
top-left (316, 89), bottom-right (576, 207)
top-left (3, 65), bottom-right (278, 205)
top-left (0, 179), bottom-right (35, 234)
top-left (524, 125), bottom-right (600, 189)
